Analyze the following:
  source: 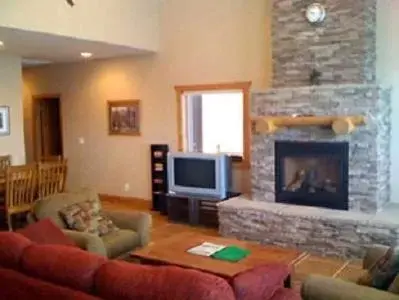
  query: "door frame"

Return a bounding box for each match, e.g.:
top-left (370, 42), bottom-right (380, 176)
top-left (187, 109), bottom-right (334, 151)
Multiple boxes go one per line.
top-left (32, 94), bottom-right (64, 161)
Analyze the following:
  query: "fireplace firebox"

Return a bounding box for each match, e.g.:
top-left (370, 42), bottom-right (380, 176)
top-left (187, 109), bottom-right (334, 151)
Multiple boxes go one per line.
top-left (275, 141), bottom-right (349, 210)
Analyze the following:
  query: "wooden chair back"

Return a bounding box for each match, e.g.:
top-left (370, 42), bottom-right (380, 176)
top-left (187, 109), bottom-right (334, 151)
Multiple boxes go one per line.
top-left (37, 159), bottom-right (67, 198)
top-left (5, 164), bottom-right (38, 214)
top-left (0, 155), bottom-right (11, 179)
top-left (40, 155), bottom-right (63, 163)
top-left (0, 155), bottom-right (11, 170)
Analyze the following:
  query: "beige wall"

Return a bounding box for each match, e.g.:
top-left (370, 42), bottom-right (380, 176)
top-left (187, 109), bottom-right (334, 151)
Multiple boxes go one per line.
top-left (0, 54), bottom-right (25, 165)
top-left (24, 0), bottom-right (271, 199)
top-left (377, 0), bottom-right (399, 203)
top-left (0, 0), bottom-right (160, 51)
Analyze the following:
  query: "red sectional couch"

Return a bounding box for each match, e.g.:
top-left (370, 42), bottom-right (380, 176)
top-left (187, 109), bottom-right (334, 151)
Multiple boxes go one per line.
top-left (0, 232), bottom-right (299, 300)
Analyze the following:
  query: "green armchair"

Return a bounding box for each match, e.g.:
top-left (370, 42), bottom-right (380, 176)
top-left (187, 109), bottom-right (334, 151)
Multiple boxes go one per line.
top-left (28, 189), bottom-right (152, 259)
top-left (301, 245), bottom-right (399, 300)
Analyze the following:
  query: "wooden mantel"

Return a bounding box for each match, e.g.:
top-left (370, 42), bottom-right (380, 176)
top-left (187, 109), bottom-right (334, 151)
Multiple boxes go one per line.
top-left (253, 115), bottom-right (366, 135)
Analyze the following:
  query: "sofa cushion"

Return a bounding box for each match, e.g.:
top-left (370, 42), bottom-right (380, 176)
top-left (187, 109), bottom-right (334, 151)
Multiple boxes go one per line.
top-left (358, 247), bottom-right (399, 290)
top-left (269, 288), bottom-right (300, 300)
top-left (0, 267), bottom-right (101, 300)
top-left (101, 229), bottom-right (139, 258)
top-left (20, 244), bottom-right (107, 293)
top-left (32, 189), bottom-right (101, 228)
top-left (0, 232), bottom-right (32, 270)
top-left (95, 260), bottom-right (235, 300)
top-left (17, 218), bottom-right (77, 247)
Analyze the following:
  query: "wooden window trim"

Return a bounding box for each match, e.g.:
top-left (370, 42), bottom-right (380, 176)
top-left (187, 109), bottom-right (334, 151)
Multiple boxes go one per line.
top-left (175, 81), bottom-right (252, 169)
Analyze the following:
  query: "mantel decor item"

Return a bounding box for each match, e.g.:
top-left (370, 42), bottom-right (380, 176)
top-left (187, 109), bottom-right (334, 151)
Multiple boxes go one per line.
top-left (305, 3), bottom-right (326, 24)
top-left (0, 106), bottom-right (10, 136)
top-left (108, 100), bottom-right (141, 136)
top-left (310, 69), bottom-right (322, 85)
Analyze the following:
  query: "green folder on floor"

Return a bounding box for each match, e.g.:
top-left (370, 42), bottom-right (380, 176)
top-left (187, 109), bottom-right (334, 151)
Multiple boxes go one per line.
top-left (211, 246), bottom-right (250, 262)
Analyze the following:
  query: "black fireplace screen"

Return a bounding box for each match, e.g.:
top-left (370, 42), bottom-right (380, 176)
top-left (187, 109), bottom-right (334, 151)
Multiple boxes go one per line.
top-left (275, 141), bottom-right (349, 210)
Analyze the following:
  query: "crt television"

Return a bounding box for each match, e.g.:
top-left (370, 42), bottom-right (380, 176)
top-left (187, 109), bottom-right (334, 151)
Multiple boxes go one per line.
top-left (167, 152), bottom-right (232, 199)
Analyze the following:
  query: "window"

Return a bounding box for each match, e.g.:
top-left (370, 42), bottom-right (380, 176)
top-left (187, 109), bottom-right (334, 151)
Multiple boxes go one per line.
top-left (175, 82), bottom-right (251, 167)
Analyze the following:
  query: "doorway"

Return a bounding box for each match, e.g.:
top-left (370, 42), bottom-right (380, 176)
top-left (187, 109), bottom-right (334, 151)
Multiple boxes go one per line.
top-left (33, 95), bottom-right (63, 161)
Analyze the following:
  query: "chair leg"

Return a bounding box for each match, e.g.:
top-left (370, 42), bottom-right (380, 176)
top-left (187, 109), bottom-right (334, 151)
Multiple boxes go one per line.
top-left (7, 214), bottom-right (13, 231)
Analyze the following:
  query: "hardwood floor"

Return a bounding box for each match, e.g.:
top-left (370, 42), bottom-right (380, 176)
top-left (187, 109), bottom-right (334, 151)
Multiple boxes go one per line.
top-left (102, 197), bottom-right (364, 289)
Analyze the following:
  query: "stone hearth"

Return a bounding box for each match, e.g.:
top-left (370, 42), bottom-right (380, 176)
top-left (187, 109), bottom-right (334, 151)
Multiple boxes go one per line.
top-left (218, 197), bottom-right (399, 259)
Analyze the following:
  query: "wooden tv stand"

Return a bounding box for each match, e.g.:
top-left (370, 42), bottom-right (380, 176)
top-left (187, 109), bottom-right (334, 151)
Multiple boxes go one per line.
top-left (166, 193), bottom-right (240, 228)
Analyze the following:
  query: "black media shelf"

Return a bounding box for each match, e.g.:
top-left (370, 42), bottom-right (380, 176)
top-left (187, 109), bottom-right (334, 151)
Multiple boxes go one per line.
top-left (150, 144), bottom-right (169, 214)
top-left (166, 192), bottom-right (240, 228)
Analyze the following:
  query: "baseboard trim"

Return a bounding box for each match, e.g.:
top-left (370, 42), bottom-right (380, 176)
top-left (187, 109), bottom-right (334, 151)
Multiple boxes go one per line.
top-left (99, 194), bottom-right (151, 208)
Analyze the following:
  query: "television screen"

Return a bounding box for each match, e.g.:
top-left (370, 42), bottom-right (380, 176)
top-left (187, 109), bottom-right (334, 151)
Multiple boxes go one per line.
top-left (174, 158), bottom-right (216, 189)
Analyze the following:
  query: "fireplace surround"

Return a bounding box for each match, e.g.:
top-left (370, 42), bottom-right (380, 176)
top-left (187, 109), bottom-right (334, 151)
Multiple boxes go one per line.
top-left (251, 84), bottom-right (391, 214)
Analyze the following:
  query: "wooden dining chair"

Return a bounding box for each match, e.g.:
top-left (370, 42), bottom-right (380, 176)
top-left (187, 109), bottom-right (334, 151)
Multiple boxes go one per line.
top-left (40, 155), bottom-right (62, 163)
top-left (0, 155), bottom-right (11, 170)
top-left (37, 159), bottom-right (68, 198)
top-left (0, 155), bottom-right (11, 181)
top-left (4, 164), bottom-right (37, 231)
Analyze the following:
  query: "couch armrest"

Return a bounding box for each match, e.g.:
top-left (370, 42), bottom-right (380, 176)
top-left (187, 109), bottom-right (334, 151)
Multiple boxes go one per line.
top-left (363, 244), bottom-right (390, 269)
top-left (62, 229), bottom-right (107, 257)
top-left (26, 213), bottom-right (36, 225)
top-left (102, 210), bottom-right (152, 247)
top-left (301, 275), bottom-right (399, 300)
top-left (232, 264), bottom-right (291, 300)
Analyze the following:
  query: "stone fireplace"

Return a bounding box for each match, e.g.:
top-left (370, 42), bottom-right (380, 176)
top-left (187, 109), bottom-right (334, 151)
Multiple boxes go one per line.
top-left (251, 84), bottom-right (391, 214)
top-left (248, 0), bottom-right (392, 214)
top-left (218, 0), bottom-right (399, 259)
top-left (275, 141), bottom-right (349, 210)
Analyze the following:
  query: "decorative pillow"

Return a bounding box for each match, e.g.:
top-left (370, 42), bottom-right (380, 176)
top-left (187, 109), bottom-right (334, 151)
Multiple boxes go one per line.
top-left (59, 200), bottom-right (119, 236)
top-left (358, 247), bottom-right (399, 290)
top-left (16, 218), bottom-right (76, 247)
top-left (97, 215), bottom-right (119, 236)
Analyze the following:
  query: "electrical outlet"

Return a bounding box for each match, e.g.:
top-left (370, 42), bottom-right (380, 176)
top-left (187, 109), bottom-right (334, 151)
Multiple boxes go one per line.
top-left (124, 183), bottom-right (130, 192)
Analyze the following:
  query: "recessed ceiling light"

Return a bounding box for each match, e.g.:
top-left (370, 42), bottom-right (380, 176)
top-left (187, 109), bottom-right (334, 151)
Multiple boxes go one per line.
top-left (0, 41), bottom-right (4, 49)
top-left (80, 52), bottom-right (92, 58)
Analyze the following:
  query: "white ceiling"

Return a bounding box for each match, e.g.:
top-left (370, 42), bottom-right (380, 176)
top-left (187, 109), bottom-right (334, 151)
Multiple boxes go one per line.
top-left (0, 26), bottom-right (151, 66)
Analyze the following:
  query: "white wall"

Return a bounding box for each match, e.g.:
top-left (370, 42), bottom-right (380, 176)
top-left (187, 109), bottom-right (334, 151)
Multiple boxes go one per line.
top-left (24, 0), bottom-right (271, 198)
top-left (0, 0), bottom-right (160, 51)
top-left (377, 0), bottom-right (399, 202)
top-left (0, 54), bottom-right (25, 165)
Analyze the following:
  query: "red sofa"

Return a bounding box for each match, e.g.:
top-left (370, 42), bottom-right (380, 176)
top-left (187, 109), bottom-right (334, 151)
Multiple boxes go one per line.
top-left (0, 232), bottom-right (299, 300)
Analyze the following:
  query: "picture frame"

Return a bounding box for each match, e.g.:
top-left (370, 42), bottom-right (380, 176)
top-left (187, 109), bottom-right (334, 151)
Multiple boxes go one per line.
top-left (0, 106), bottom-right (10, 136)
top-left (107, 100), bottom-right (141, 136)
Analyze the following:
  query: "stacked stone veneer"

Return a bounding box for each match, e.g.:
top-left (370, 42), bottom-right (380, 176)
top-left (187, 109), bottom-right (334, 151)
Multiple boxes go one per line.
top-left (219, 0), bottom-right (395, 258)
top-left (272, 0), bottom-right (376, 87)
top-left (252, 84), bottom-right (391, 214)
top-left (218, 197), bottom-right (399, 259)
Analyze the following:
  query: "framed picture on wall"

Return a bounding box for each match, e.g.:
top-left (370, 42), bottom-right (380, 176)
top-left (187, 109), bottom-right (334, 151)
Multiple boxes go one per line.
top-left (107, 100), bottom-right (141, 136)
top-left (0, 106), bottom-right (10, 136)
